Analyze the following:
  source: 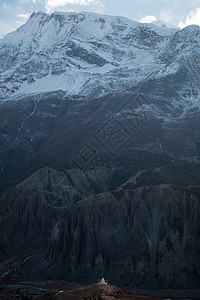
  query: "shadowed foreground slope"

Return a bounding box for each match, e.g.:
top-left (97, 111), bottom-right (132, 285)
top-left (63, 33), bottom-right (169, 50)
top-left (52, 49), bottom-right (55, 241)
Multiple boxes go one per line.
top-left (38, 283), bottom-right (159, 300)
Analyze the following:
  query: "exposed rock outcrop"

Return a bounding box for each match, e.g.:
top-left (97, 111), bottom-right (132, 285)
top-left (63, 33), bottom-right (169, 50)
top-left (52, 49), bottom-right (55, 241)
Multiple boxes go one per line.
top-left (0, 168), bottom-right (200, 289)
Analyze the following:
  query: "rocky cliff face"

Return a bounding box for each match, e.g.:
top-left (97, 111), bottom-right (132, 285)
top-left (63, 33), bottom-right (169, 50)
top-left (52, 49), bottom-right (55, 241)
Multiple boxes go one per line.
top-left (0, 167), bottom-right (200, 289)
top-left (1, 89), bottom-right (200, 193)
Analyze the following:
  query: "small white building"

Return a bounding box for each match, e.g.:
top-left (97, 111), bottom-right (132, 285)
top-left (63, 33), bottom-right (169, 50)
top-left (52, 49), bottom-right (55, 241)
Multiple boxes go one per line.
top-left (100, 278), bottom-right (107, 285)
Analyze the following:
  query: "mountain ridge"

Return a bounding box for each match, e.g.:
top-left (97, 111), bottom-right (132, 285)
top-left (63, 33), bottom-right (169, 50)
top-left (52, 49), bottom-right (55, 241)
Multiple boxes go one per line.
top-left (0, 10), bottom-right (179, 99)
top-left (1, 10), bottom-right (200, 290)
top-left (1, 165), bottom-right (200, 289)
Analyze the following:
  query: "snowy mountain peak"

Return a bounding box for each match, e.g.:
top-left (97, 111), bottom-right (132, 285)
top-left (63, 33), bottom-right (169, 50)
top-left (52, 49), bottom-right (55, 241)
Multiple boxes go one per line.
top-left (1, 10), bottom-right (177, 47)
top-left (0, 10), bottom-right (192, 100)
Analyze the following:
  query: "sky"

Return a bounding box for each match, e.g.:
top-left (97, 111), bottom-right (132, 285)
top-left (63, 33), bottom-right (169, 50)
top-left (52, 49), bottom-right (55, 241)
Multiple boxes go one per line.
top-left (1, 0), bottom-right (200, 38)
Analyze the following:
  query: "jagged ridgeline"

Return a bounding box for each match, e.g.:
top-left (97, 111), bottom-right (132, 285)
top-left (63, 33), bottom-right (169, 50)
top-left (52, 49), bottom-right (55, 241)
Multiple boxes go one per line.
top-left (0, 11), bottom-right (200, 290)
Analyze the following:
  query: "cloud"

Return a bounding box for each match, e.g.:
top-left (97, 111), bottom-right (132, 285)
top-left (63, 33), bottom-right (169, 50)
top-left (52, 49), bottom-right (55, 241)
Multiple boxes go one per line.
top-left (178, 7), bottom-right (200, 29)
top-left (17, 13), bottom-right (30, 19)
top-left (139, 15), bottom-right (157, 23)
top-left (16, 13), bottom-right (31, 28)
top-left (43, 0), bottom-right (102, 13)
top-left (18, 0), bottom-right (39, 3)
top-left (45, 0), bottom-right (95, 8)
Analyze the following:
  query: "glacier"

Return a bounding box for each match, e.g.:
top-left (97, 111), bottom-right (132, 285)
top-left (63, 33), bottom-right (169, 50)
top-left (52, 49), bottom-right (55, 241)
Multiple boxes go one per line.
top-left (0, 11), bottom-right (179, 99)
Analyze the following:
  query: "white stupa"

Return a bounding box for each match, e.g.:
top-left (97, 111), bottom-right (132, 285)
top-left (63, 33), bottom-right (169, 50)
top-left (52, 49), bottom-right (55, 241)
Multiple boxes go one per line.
top-left (100, 277), bottom-right (107, 285)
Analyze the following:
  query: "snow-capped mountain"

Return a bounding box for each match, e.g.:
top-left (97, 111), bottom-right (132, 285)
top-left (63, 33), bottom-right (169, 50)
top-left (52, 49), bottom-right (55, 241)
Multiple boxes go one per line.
top-left (1, 11), bottom-right (200, 290)
top-left (0, 11), bottom-right (178, 99)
